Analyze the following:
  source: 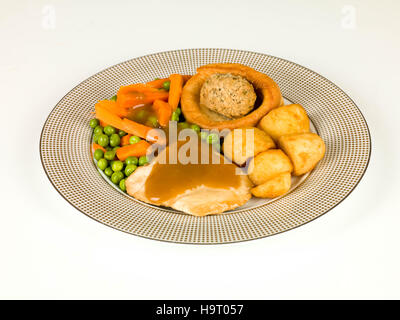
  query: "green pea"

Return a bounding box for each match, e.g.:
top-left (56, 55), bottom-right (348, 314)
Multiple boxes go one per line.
top-left (190, 124), bottom-right (200, 133)
top-left (118, 130), bottom-right (127, 137)
top-left (104, 150), bottom-right (116, 161)
top-left (125, 164), bottom-right (137, 176)
top-left (138, 155), bottom-right (148, 166)
top-left (105, 146), bottom-right (113, 151)
top-left (200, 131), bottom-right (208, 141)
top-left (135, 109), bottom-right (147, 122)
top-left (147, 116), bottom-right (158, 128)
top-left (93, 133), bottom-right (100, 143)
top-left (162, 80), bottom-right (170, 91)
top-left (93, 149), bottom-right (104, 161)
top-left (111, 160), bottom-right (124, 172)
top-left (110, 95), bottom-right (117, 102)
top-left (94, 125), bottom-right (103, 135)
top-left (113, 146), bottom-right (120, 151)
top-left (171, 111), bottom-right (179, 122)
top-left (104, 125), bottom-right (116, 136)
top-left (109, 133), bottom-right (121, 147)
top-left (111, 171), bottom-right (124, 184)
top-left (125, 156), bottom-right (138, 166)
top-left (97, 158), bottom-right (108, 171)
top-left (207, 133), bottom-right (219, 144)
top-left (104, 167), bottom-right (113, 177)
top-left (178, 122), bottom-right (190, 130)
top-left (175, 107), bottom-right (182, 115)
top-left (129, 135), bottom-right (141, 144)
top-left (97, 134), bottom-right (109, 147)
top-left (90, 119), bottom-right (99, 128)
top-left (119, 179), bottom-right (126, 192)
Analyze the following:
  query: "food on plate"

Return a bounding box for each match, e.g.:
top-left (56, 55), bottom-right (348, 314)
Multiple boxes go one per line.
top-left (258, 104), bottom-right (310, 141)
top-left (222, 127), bottom-right (275, 166)
top-left (278, 132), bottom-right (326, 176)
top-left (125, 142), bottom-right (252, 216)
top-left (200, 73), bottom-right (257, 118)
top-left (181, 63), bottom-right (282, 129)
top-left (248, 149), bottom-right (293, 185)
top-left (88, 62), bottom-right (326, 214)
top-left (168, 74), bottom-right (184, 110)
top-left (251, 172), bottom-right (291, 198)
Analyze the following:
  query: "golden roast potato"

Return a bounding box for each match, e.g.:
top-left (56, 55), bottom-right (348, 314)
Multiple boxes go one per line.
top-left (258, 104), bottom-right (310, 141)
top-left (251, 172), bottom-right (291, 198)
top-left (278, 132), bottom-right (326, 176)
top-left (222, 127), bottom-right (275, 166)
top-left (248, 149), bottom-right (293, 185)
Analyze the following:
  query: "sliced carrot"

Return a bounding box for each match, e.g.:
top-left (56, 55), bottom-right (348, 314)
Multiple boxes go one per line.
top-left (146, 78), bottom-right (169, 89)
top-left (116, 140), bottom-right (151, 161)
top-left (121, 118), bottom-right (162, 143)
top-left (121, 134), bottom-right (132, 146)
top-left (117, 92), bottom-right (146, 109)
top-left (95, 103), bottom-right (124, 131)
top-left (121, 118), bottom-right (153, 139)
top-left (153, 99), bottom-right (172, 127)
top-left (96, 100), bottom-right (128, 118)
top-left (118, 83), bottom-right (155, 95)
top-left (168, 74), bottom-right (184, 110)
top-left (143, 91), bottom-right (169, 103)
top-left (92, 143), bottom-right (106, 153)
top-left (117, 85), bottom-right (169, 109)
top-left (99, 120), bottom-right (108, 127)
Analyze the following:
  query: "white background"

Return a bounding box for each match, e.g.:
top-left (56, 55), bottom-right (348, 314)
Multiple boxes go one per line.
top-left (1, 0), bottom-right (399, 299)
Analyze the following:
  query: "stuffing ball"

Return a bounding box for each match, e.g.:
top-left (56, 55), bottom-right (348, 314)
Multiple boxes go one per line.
top-left (200, 73), bottom-right (257, 118)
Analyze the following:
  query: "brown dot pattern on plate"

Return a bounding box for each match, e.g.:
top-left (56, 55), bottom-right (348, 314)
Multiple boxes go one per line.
top-left (40, 48), bottom-right (371, 244)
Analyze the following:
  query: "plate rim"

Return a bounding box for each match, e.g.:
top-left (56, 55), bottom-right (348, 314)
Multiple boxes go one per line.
top-left (39, 48), bottom-right (372, 244)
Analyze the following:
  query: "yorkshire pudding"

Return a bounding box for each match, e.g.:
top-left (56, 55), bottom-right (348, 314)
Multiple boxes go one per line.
top-left (181, 63), bottom-right (282, 130)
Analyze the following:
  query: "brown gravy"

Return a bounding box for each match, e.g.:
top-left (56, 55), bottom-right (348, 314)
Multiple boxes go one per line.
top-left (144, 141), bottom-right (241, 204)
top-left (126, 103), bottom-right (159, 128)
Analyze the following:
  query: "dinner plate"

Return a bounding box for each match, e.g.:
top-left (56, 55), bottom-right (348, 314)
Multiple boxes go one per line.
top-left (40, 48), bottom-right (371, 244)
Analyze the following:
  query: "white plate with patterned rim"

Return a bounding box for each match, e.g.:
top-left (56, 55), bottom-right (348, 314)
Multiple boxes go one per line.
top-left (40, 49), bottom-right (371, 244)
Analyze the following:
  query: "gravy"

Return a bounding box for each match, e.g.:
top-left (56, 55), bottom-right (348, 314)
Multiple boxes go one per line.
top-left (144, 141), bottom-right (241, 204)
top-left (127, 103), bottom-right (159, 128)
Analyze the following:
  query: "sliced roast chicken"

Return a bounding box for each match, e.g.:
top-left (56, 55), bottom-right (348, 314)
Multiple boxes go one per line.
top-left (125, 143), bottom-right (252, 216)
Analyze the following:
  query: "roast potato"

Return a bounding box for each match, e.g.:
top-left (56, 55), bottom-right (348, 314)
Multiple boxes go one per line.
top-left (258, 104), bottom-right (310, 141)
top-left (278, 132), bottom-right (326, 176)
top-left (251, 172), bottom-right (291, 198)
top-left (248, 149), bottom-right (293, 185)
top-left (222, 127), bottom-right (275, 165)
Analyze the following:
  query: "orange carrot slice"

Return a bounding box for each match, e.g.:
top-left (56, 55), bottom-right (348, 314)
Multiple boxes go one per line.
top-left (116, 140), bottom-right (151, 161)
top-left (95, 103), bottom-right (124, 130)
top-left (99, 120), bottom-right (108, 127)
top-left (146, 78), bottom-right (169, 89)
top-left (92, 142), bottom-right (107, 153)
top-left (96, 100), bottom-right (128, 118)
top-left (117, 85), bottom-right (169, 109)
top-left (121, 118), bottom-right (153, 139)
top-left (118, 83), bottom-right (155, 95)
top-left (168, 74), bottom-right (183, 110)
top-left (144, 91), bottom-right (169, 103)
top-left (120, 134), bottom-right (132, 146)
top-left (153, 99), bottom-right (172, 127)
top-left (121, 118), bottom-right (162, 143)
